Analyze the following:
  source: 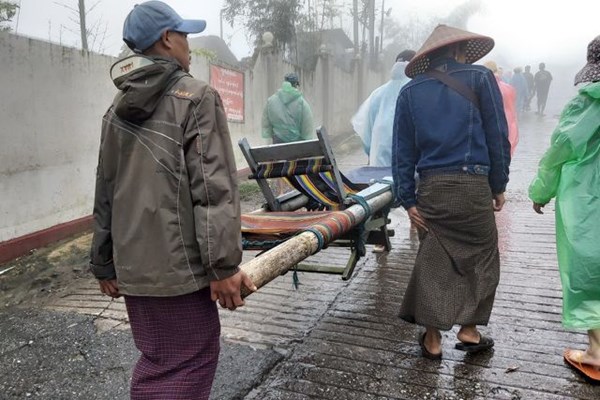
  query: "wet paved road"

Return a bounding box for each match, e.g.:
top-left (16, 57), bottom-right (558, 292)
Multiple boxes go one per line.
top-left (3, 112), bottom-right (600, 399)
top-left (236, 113), bottom-right (600, 399)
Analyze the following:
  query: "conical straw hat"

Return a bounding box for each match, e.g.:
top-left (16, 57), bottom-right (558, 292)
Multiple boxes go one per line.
top-left (405, 24), bottom-right (495, 78)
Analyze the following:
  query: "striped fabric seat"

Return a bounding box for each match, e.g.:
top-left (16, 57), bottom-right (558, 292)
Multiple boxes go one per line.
top-left (249, 159), bottom-right (332, 179)
top-left (286, 171), bottom-right (361, 209)
top-left (250, 158), bottom-right (361, 209)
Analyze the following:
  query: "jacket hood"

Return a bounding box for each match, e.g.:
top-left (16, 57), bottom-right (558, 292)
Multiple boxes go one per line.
top-left (276, 81), bottom-right (302, 105)
top-left (580, 80), bottom-right (600, 99)
top-left (109, 55), bottom-right (185, 123)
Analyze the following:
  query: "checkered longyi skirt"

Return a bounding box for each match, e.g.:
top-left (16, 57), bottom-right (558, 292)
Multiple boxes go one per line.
top-left (124, 288), bottom-right (220, 400)
top-left (399, 174), bottom-right (500, 330)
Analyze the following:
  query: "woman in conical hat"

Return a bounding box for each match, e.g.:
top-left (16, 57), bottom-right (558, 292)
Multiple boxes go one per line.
top-left (392, 24), bottom-right (511, 359)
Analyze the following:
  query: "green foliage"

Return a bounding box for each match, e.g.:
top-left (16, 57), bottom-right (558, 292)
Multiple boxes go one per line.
top-left (223, 0), bottom-right (302, 50)
top-left (0, 1), bottom-right (19, 32)
top-left (382, 0), bottom-right (483, 65)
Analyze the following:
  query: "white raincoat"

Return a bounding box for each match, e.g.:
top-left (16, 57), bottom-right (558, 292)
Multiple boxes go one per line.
top-left (351, 61), bottom-right (411, 166)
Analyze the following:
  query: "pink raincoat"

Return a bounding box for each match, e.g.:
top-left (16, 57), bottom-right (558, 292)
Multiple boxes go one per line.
top-left (495, 76), bottom-right (519, 156)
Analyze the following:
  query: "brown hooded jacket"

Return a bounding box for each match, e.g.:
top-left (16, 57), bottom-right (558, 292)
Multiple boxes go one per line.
top-left (89, 55), bottom-right (242, 296)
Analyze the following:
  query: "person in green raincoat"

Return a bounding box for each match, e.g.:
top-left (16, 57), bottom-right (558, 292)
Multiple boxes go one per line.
top-left (529, 35), bottom-right (600, 380)
top-left (262, 72), bottom-right (314, 144)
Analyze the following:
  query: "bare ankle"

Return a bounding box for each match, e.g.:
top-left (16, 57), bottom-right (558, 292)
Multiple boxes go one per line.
top-left (457, 326), bottom-right (480, 342)
top-left (586, 348), bottom-right (600, 359)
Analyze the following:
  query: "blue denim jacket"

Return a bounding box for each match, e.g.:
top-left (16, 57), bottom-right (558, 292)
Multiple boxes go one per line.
top-left (392, 58), bottom-right (511, 209)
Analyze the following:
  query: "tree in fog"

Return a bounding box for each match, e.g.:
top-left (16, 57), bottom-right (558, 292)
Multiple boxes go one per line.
top-left (383, 14), bottom-right (433, 54)
top-left (223, 0), bottom-right (303, 50)
top-left (292, 0), bottom-right (348, 67)
top-left (300, 0), bottom-right (341, 32)
top-left (223, 0), bottom-right (354, 50)
top-left (0, 1), bottom-right (18, 32)
top-left (381, 0), bottom-right (483, 66)
top-left (56, 0), bottom-right (108, 53)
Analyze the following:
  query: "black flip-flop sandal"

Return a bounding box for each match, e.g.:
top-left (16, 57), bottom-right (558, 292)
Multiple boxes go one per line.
top-left (419, 332), bottom-right (442, 360)
top-left (455, 335), bottom-right (494, 353)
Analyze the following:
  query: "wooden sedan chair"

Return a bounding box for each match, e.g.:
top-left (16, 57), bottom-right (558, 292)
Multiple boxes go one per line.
top-left (238, 126), bottom-right (393, 280)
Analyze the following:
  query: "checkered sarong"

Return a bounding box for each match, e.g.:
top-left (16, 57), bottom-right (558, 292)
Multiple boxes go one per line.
top-left (125, 288), bottom-right (220, 400)
top-left (399, 174), bottom-right (500, 330)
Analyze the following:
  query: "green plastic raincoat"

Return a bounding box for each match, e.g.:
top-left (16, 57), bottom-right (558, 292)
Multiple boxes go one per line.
top-left (529, 81), bottom-right (600, 329)
top-left (261, 81), bottom-right (314, 143)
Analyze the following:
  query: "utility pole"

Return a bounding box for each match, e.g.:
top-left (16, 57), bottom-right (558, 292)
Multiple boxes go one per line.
top-left (352, 0), bottom-right (358, 55)
top-left (379, 0), bottom-right (384, 52)
top-left (15, 0), bottom-right (23, 33)
top-left (368, 0), bottom-right (375, 57)
top-left (78, 0), bottom-right (88, 51)
top-left (220, 8), bottom-right (223, 39)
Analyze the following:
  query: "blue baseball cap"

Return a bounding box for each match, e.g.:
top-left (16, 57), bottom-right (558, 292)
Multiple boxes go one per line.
top-left (123, 1), bottom-right (206, 53)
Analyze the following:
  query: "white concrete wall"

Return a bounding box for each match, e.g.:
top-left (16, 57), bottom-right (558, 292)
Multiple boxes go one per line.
top-left (0, 33), bottom-right (386, 243)
top-left (0, 33), bottom-right (115, 242)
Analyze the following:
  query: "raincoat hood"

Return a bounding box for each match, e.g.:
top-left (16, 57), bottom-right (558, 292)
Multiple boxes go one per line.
top-left (351, 62), bottom-right (412, 166)
top-left (276, 81), bottom-right (302, 105)
top-left (390, 61), bottom-right (409, 80)
top-left (262, 81), bottom-right (314, 143)
top-left (109, 55), bottom-right (185, 123)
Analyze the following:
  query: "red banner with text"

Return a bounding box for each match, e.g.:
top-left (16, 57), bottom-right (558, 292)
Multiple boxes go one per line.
top-left (210, 64), bottom-right (245, 123)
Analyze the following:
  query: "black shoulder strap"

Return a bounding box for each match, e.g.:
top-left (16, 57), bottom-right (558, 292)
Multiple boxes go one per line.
top-left (425, 69), bottom-right (480, 109)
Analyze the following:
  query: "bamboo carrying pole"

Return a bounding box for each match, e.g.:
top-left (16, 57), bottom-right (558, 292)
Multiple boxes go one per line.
top-left (240, 188), bottom-right (393, 298)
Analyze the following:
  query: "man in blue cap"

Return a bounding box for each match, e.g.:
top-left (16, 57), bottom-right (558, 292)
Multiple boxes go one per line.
top-left (89, 2), bottom-right (255, 398)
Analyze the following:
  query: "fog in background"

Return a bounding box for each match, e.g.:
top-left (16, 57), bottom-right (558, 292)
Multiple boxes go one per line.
top-left (9, 0), bottom-right (599, 113)
top-left (467, 1), bottom-right (598, 113)
top-left (392, 0), bottom-right (598, 114)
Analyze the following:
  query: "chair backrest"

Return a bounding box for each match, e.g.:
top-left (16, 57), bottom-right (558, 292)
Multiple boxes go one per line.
top-left (239, 126), bottom-right (349, 211)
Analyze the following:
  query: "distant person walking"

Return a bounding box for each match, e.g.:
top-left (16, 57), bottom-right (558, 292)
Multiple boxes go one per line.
top-left (262, 73), bottom-right (314, 195)
top-left (534, 62), bottom-right (553, 115)
top-left (501, 67), bottom-right (512, 83)
top-left (89, 2), bottom-right (255, 399)
top-left (529, 35), bottom-right (600, 383)
top-left (484, 61), bottom-right (519, 156)
top-left (262, 72), bottom-right (314, 144)
top-left (351, 49), bottom-right (415, 166)
top-left (393, 25), bottom-right (510, 360)
top-left (523, 65), bottom-right (535, 111)
top-left (511, 67), bottom-right (528, 114)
